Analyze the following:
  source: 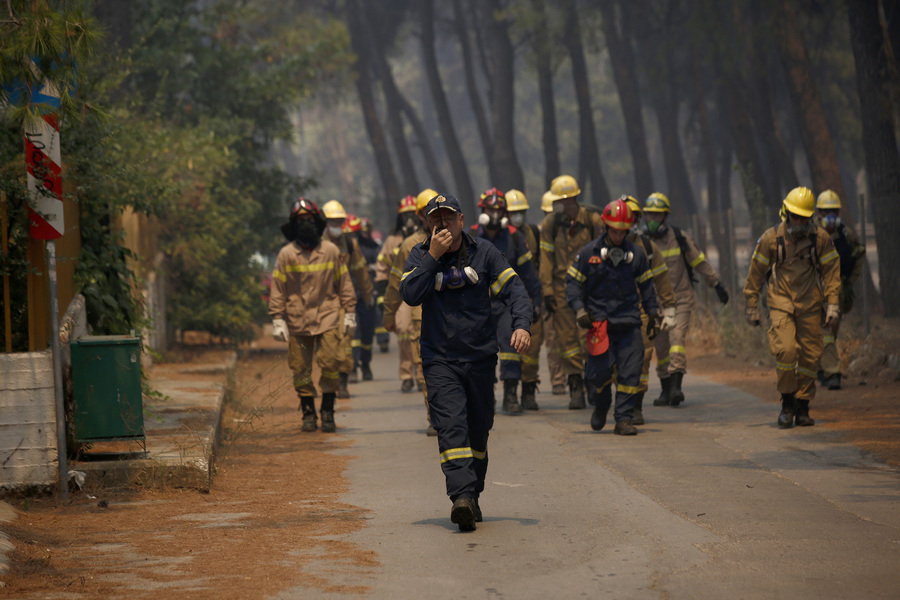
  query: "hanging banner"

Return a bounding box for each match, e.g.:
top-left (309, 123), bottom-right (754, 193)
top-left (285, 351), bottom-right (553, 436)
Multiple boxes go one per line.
top-left (24, 76), bottom-right (64, 240)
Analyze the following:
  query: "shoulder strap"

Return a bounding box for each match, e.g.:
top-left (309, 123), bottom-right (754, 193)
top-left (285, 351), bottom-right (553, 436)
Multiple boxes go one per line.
top-left (639, 233), bottom-right (654, 262)
top-left (672, 226), bottom-right (697, 284)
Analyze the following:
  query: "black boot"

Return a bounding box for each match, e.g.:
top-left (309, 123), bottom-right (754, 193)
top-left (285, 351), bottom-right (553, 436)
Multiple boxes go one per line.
top-left (338, 372), bottom-right (350, 399)
top-left (590, 386), bottom-right (612, 431)
top-left (361, 363), bottom-right (373, 381)
top-left (653, 377), bottom-right (672, 406)
top-left (778, 393), bottom-right (796, 428)
top-left (795, 399), bottom-right (815, 426)
top-left (348, 369), bottom-right (359, 383)
top-left (300, 396), bottom-right (317, 432)
top-left (632, 392), bottom-right (645, 425)
top-left (521, 381), bottom-right (539, 410)
top-left (320, 392), bottom-right (336, 433)
top-left (502, 380), bottom-right (523, 414)
top-left (825, 373), bottom-right (841, 390)
top-left (568, 374), bottom-right (586, 410)
top-left (669, 372), bottom-right (685, 406)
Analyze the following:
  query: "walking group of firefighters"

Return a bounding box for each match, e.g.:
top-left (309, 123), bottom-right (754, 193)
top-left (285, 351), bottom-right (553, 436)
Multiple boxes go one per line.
top-left (267, 176), bottom-right (864, 531)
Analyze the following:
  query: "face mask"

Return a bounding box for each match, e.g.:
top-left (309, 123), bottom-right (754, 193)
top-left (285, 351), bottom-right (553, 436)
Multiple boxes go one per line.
top-left (552, 202), bottom-right (565, 214)
top-left (821, 214), bottom-right (841, 229)
top-left (434, 265), bottom-right (479, 291)
top-left (477, 212), bottom-right (508, 230)
top-left (509, 213), bottom-right (526, 228)
top-left (295, 220), bottom-right (320, 248)
top-left (327, 225), bottom-right (343, 238)
top-left (401, 216), bottom-right (418, 236)
top-left (788, 222), bottom-right (810, 237)
top-left (646, 220), bottom-right (662, 234)
top-left (600, 245), bottom-right (633, 267)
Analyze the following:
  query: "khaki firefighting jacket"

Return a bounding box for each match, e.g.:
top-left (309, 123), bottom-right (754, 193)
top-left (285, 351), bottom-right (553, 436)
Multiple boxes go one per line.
top-left (652, 226), bottom-right (719, 311)
top-left (744, 222), bottom-right (841, 314)
top-left (539, 207), bottom-right (604, 296)
top-left (375, 232), bottom-right (405, 285)
top-left (383, 229), bottom-right (428, 327)
top-left (269, 239), bottom-right (356, 336)
top-left (628, 232), bottom-right (676, 308)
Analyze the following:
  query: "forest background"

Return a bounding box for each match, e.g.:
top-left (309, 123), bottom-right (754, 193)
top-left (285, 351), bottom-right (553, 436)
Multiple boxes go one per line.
top-left (1, 0), bottom-right (898, 348)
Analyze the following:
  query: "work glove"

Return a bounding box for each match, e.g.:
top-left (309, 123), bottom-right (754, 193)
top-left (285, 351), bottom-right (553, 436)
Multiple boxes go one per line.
top-left (272, 318), bottom-right (289, 342)
top-left (344, 311), bottom-right (357, 336)
top-left (661, 306), bottom-right (677, 331)
top-left (714, 282), bottom-right (729, 305)
top-left (576, 308), bottom-right (593, 329)
top-left (824, 303), bottom-right (841, 328)
top-left (746, 307), bottom-right (760, 327)
top-left (544, 295), bottom-right (557, 315)
top-left (646, 313), bottom-right (661, 340)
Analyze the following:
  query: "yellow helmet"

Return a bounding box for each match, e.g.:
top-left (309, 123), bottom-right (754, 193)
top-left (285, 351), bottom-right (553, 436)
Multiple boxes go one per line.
top-left (321, 199), bottom-right (347, 220)
top-left (622, 195), bottom-right (641, 219)
top-left (505, 189), bottom-right (529, 212)
top-left (416, 188), bottom-right (439, 214)
top-left (644, 192), bottom-right (670, 213)
top-left (816, 189), bottom-right (842, 210)
top-left (541, 191), bottom-right (555, 213)
top-left (783, 186), bottom-right (815, 217)
top-left (546, 174), bottom-right (581, 201)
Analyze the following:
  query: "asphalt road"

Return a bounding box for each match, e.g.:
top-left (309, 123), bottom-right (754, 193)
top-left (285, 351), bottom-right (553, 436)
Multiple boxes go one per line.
top-left (279, 349), bottom-right (900, 599)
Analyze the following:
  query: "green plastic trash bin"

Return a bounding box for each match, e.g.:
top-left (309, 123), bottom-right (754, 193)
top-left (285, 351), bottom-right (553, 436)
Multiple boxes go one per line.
top-left (71, 335), bottom-right (145, 443)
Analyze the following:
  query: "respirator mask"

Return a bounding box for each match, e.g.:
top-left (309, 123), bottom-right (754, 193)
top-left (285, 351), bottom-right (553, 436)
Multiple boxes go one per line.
top-left (401, 215), bottom-right (418, 237)
top-left (600, 245), bottom-right (633, 267)
top-left (478, 212), bottom-right (508, 231)
top-left (434, 265), bottom-right (479, 291)
top-left (820, 214), bottom-right (841, 230)
top-left (327, 225), bottom-right (343, 238)
top-left (509, 213), bottom-right (526, 228)
top-left (552, 202), bottom-right (565, 214)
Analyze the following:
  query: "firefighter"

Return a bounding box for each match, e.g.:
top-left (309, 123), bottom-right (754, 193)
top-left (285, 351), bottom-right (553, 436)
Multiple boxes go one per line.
top-left (642, 192), bottom-right (728, 407)
top-left (506, 188), bottom-right (558, 407)
top-left (472, 188), bottom-right (542, 414)
top-left (322, 200), bottom-right (374, 399)
top-left (384, 188), bottom-right (438, 434)
top-left (269, 198), bottom-right (356, 433)
top-left (815, 190), bottom-right (865, 390)
top-left (744, 187), bottom-right (841, 428)
top-left (623, 196), bottom-right (677, 425)
top-left (347, 215), bottom-right (379, 382)
top-left (566, 198), bottom-right (660, 435)
top-left (539, 190), bottom-right (568, 396)
top-left (375, 196), bottom-right (419, 389)
top-left (539, 174), bottom-right (605, 409)
top-left (400, 193), bottom-right (532, 531)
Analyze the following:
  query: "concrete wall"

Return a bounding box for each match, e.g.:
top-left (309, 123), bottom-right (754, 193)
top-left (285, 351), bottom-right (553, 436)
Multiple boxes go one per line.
top-left (0, 350), bottom-right (57, 490)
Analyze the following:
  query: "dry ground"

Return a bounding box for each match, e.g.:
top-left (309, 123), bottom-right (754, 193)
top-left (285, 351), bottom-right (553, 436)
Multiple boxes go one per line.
top-left (2, 315), bottom-right (898, 598)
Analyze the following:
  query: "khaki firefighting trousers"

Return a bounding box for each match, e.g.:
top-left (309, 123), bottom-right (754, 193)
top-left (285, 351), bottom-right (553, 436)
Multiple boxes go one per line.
top-left (553, 286), bottom-right (585, 376)
top-left (288, 328), bottom-right (343, 397)
top-left (543, 310), bottom-right (566, 387)
top-left (654, 306), bottom-right (691, 378)
top-left (395, 301), bottom-right (416, 381)
top-left (338, 309), bottom-right (355, 374)
top-left (639, 312), bottom-right (653, 393)
top-left (820, 319), bottom-right (842, 376)
top-left (768, 308), bottom-right (822, 401)
top-left (522, 312), bottom-right (542, 383)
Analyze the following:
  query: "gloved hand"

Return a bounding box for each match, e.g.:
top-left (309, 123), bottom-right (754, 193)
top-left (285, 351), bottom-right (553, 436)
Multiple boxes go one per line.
top-left (714, 282), bottom-right (729, 305)
top-left (344, 311), bottom-right (357, 336)
top-left (746, 307), bottom-right (760, 327)
top-left (272, 318), bottom-right (289, 342)
top-left (646, 313), bottom-right (661, 340)
top-left (824, 303), bottom-right (841, 327)
top-left (661, 306), bottom-right (677, 331)
top-left (544, 295), bottom-right (557, 315)
top-left (576, 308), bottom-right (593, 329)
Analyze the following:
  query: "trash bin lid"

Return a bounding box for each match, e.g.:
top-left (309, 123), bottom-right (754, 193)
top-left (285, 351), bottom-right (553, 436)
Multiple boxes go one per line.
top-left (72, 335), bottom-right (140, 346)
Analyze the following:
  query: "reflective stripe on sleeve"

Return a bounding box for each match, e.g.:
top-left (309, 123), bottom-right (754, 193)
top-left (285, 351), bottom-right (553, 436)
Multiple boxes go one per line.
top-left (517, 251), bottom-right (533, 266)
top-left (651, 263), bottom-right (668, 277)
top-left (540, 241), bottom-right (555, 252)
top-left (689, 252), bottom-right (706, 268)
top-left (285, 261), bottom-right (336, 273)
top-left (272, 269), bottom-right (286, 282)
top-left (819, 249), bottom-right (839, 265)
top-left (636, 269), bottom-right (653, 284)
top-left (752, 251), bottom-right (770, 265)
top-left (491, 267), bottom-right (517, 295)
top-left (661, 248), bottom-right (682, 258)
top-left (567, 265), bottom-right (586, 283)
top-left (401, 267), bottom-right (417, 282)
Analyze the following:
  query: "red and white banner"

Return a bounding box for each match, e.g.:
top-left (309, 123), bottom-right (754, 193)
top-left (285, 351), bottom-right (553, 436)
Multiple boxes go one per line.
top-left (25, 109), bottom-right (64, 240)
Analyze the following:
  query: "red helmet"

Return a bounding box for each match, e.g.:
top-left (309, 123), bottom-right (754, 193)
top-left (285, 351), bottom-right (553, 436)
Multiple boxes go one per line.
top-left (601, 198), bottom-right (634, 230)
top-left (398, 195), bottom-right (417, 214)
top-left (478, 187), bottom-right (507, 210)
top-left (342, 214), bottom-right (362, 233)
top-left (290, 197), bottom-right (321, 221)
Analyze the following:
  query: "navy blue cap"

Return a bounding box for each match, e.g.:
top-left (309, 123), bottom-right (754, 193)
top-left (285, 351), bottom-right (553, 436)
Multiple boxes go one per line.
top-left (426, 194), bottom-right (463, 216)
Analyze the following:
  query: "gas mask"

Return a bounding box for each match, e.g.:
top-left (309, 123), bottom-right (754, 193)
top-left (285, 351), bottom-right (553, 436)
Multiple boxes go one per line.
top-left (434, 265), bottom-right (479, 291)
top-left (401, 215), bottom-right (418, 237)
top-left (820, 214), bottom-right (841, 230)
top-left (508, 212), bottom-right (526, 228)
top-left (478, 212), bottom-right (508, 231)
top-left (645, 220), bottom-right (667, 236)
top-left (295, 221), bottom-right (321, 249)
top-left (327, 225), bottom-right (343, 238)
top-left (600, 245), bottom-right (633, 267)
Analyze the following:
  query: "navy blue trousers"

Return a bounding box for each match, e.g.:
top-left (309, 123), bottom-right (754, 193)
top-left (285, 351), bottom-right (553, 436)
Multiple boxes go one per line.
top-left (425, 357), bottom-right (497, 501)
top-left (353, 301), bottom-right (376, 367)
top-left (585, 324), bottom-right (643, 423)
top-left (493, 302), bottom-right (521, 381)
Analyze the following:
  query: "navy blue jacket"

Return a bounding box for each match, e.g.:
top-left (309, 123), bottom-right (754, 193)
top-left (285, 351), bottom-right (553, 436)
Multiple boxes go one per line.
top-left (565, 235), bottom-right (659, 327)
top-left (400, 232), bottom-right (533, 364)
top-left (471, 224), bottom-right (542, 307)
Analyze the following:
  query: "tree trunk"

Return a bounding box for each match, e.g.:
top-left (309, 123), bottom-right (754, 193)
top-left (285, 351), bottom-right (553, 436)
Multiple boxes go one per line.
top-left (396, 94), bottom-right (448, 193)
top-left (531, 0), bottom-right (560, 188)
top-left (605, 1), bottom-right (654, 200)
top-left (774, 0), bottom-right (847, 203)
top-left (453, 0), bottom-right (493, 175)
top-left (92, 0), bottom-right (131, 49)
top-left (848, 0), bottom-right (900, 315)
top-left (347, 1), bottom-right (401, 207)
top-left (480, 0), bottom-right (525, 190)
top-left (562, 0), bottom-right (610, 207)
top-left (419, 0), bottom-right (476, 214)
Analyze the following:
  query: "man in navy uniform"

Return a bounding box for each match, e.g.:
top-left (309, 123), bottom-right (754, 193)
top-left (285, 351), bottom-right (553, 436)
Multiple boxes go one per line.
top-left (400, 193), bottom-right (533, 532)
